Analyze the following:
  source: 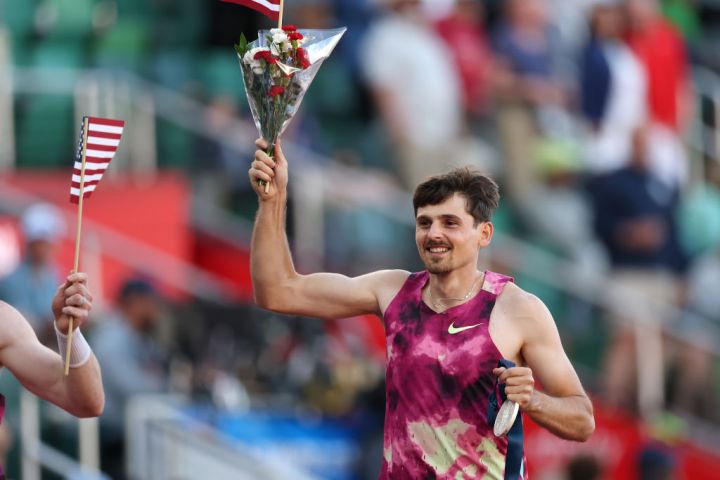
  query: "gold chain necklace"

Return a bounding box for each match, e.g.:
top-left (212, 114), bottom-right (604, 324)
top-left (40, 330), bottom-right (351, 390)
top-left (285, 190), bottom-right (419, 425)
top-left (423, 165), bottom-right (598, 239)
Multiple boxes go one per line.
top-left (427, 273), bottom-right (483, 311)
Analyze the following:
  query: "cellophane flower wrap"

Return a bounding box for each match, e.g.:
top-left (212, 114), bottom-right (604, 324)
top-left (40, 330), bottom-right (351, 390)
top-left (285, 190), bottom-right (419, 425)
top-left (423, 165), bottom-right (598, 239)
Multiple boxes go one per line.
top-left (235, 26), bottom-right (346, 151)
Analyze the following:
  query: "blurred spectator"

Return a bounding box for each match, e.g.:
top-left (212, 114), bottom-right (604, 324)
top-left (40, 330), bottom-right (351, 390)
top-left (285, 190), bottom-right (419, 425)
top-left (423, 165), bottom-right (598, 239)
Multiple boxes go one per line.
top-left (638, 442), bottom-right (678, 480)
top-left (92, 278), bottom-right (169, 479)
top-left (579, 0), bottom-right (648, 174)
top-left (678, 158), bottom-right (720, 257)
top-left (661, 0), bottom-right (702, 45)
top-left (565, 453), bottom-right (603, 480)
top-left (360, 0), bottom-right (493, 189)
top-left (520, 139), bottom-right (606, 272)
top-left (666, 247), bottom-right (720, 420)
top-left (626, 0), bottom-right (691, 131)
top-left (434, 0), bottom-right (494, 119)
top-left (492, 0), bottom-right (571, 203)
top-left (626, 0), bottom-right (691, 187)
top-left (587, 126), bottom-right (687, 417)
top-left (0, 203), bottom-right (65, 339)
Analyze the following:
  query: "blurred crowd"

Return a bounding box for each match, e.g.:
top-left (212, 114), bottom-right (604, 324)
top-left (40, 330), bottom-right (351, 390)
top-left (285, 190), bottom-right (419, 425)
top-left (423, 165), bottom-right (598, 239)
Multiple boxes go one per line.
top-left (3, 0), bottom-right (720, 478)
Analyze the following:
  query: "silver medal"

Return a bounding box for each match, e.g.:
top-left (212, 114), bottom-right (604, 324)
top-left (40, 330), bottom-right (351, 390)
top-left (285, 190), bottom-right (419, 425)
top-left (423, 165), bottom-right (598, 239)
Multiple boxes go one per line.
top-left (493, 400), bottom-right (519, 437)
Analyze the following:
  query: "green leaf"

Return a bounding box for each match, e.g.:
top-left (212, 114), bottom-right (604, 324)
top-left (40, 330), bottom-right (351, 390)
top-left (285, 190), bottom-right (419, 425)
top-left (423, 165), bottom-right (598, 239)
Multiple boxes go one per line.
top-left (234, 33), bottom-right (250, 57)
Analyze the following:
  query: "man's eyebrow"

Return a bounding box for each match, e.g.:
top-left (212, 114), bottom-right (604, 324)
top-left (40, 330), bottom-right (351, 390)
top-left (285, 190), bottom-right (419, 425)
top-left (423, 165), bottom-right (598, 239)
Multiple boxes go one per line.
top-left (415, 214), bottom-right (463, 221)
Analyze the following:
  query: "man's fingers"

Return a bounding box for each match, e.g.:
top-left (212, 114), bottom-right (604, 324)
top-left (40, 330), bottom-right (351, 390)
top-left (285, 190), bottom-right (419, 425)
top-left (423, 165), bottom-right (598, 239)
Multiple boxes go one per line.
top-left (255, 137), bottom-right (269, 150)
top-left (66, 272), bottom-right (88, 285)
top-left (252, 160), bottom-right (275, 177)
top-left (254, 149), bottom-right (276, 166)
top-left (505, 375), bottom-right (534, 386)
top-left (498, 367), bottom-right (532, 382)
top-left (66, 293), bottom-right (91, 310)
top-left (64, 283), bottom-right (93, 302)
top-left (250, 168), bottom-right (272, 184)
top-left (62, 306), bottom-right (88, 320)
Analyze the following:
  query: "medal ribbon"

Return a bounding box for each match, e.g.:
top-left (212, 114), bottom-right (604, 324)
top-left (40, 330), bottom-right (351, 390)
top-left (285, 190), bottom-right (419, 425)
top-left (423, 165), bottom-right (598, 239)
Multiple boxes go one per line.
top-left (487, 359), bottom-right (525, 479)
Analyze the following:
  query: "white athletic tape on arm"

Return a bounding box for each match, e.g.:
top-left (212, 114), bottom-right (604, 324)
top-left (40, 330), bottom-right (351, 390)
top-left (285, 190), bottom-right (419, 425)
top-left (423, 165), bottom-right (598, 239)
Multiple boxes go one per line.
top-left (54, 324), bottom-right (93, 368)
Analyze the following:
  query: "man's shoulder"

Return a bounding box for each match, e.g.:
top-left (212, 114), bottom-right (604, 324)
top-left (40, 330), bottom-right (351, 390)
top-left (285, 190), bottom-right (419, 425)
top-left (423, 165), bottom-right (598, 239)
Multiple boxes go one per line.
top-left (496, 282), bottom-right (550, 322)
top-left (368, 269), bottom-right (412, 289)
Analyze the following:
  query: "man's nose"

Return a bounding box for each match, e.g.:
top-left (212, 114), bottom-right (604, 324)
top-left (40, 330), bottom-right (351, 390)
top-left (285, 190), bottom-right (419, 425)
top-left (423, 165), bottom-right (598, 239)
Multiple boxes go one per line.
top-left (428, 222), bottom-right (444, 239)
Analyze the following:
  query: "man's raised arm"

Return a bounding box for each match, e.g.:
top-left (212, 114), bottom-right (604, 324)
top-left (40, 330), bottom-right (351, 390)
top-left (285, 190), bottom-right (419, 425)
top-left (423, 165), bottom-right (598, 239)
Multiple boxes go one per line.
top-left (249, 139), bottom-right (407, 320)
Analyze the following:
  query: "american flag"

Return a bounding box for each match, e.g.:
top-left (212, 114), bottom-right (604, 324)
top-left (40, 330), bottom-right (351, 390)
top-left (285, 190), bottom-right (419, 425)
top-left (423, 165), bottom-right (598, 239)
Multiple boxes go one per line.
top-left (221, 0), bottom-right (280, 20)
top-left (70, 116), bottom-right (124, 204)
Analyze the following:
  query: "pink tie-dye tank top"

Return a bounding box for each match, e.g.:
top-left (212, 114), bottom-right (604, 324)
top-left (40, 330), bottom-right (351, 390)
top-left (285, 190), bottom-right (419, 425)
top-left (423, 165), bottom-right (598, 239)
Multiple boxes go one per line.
top-left (380, 270), bottom-right (526, 479)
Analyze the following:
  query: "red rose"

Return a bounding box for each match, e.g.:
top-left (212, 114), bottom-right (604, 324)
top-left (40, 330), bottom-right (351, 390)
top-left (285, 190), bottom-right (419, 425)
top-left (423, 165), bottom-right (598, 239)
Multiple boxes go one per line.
top-left (288, 32), bottom-right (304, 41)
top-left (268, 85), bottom-right (285, 97)
top-left (282, 25), bottom-right (297, 32)
top-left (296, 47), bottom-right (311, 69)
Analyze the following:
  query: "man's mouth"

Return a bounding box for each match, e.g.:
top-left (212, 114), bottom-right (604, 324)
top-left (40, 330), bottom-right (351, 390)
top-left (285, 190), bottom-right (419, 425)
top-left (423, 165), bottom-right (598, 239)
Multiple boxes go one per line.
top-left (426, 244), bottom-right (451, 254)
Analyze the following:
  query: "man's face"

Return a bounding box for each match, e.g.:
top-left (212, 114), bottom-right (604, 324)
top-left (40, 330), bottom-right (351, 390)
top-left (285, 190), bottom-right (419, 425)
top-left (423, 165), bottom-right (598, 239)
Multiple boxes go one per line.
top-left (415, 194), bottom-right (492, 274)
top-left (125, 295), bottom-right (161, 332)
top-left (26, 240), bottom-right (54, 266)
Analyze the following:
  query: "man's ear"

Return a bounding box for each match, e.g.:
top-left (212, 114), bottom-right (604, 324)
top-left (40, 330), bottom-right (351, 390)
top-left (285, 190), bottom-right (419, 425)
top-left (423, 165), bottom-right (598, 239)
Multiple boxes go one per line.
top-left (478, 222), bottom-right (493, 248)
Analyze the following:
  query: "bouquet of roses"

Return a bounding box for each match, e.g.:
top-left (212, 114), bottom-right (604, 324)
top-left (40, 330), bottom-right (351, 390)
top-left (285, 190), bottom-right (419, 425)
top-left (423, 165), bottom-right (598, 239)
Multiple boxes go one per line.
top-left (235, 25), bottom-right (345, 189)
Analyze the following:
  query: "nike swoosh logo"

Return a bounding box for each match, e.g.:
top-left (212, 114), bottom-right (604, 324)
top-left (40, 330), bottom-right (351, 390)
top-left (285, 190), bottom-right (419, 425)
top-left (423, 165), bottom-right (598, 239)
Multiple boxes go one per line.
top-left (448, 322), bottom-right (482, 334)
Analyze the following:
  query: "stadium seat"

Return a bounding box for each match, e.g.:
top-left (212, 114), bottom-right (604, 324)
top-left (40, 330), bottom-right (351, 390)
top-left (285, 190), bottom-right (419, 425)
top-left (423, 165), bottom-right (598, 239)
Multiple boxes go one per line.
top-left (0, 0), bottom-right (37, 39)
top-left (15, 94), bottom-right (75, 168)
top-left (198, 50), bottom-right (245, 106)
top-left (41, 0), bottom-right (96, 40)
top-left (93, 19), bottom-right (149, 72)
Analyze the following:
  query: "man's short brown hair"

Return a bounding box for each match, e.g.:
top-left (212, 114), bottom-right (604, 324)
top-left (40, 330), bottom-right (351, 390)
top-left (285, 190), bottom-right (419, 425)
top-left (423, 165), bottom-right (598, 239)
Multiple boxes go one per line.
top-left (413, 168), bottom-right (500, 225)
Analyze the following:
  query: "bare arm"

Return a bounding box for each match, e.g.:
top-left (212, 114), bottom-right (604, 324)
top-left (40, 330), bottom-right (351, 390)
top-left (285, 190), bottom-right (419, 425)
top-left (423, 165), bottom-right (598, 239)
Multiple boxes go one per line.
top-left (249, 139), bottom-right (408, 320)
top-left (0, 273), bottom-right (103, 418)
top-left (495, 289), bottom-right (594, 441)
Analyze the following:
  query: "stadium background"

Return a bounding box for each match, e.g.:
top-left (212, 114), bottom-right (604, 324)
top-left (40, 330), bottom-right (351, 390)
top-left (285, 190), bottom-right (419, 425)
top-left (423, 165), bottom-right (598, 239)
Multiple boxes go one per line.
top-left (1, 0), bottom-right (720, 478)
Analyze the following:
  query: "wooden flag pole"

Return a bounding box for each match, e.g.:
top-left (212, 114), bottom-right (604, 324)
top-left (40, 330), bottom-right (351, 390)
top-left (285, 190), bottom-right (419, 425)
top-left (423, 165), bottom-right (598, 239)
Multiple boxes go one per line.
top-left (65, 117), bottom-right (90, 376)
top-left (278, 0), bottom-right (284, 29)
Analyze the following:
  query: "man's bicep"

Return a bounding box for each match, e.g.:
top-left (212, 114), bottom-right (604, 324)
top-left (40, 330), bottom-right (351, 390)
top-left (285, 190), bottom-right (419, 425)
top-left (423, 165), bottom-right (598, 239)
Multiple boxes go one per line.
top-left (522, 300), bottom-right (586, 397)
top-left (290, 270), bottom-right (406, 320)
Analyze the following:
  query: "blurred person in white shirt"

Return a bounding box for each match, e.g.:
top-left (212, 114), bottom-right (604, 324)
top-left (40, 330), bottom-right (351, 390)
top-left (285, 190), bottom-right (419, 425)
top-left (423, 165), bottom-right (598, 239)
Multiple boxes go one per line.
top-left (360, 0), bottom-right (494, 189)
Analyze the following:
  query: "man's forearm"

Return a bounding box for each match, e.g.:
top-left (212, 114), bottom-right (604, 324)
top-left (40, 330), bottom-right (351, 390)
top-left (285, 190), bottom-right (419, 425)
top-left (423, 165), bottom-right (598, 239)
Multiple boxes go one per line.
top-left (63, 356), bottom-right (104, 417)
top-left (525, 391), bottom-right (594, 441)
top-left (251, 194), bottom-right (297, 308)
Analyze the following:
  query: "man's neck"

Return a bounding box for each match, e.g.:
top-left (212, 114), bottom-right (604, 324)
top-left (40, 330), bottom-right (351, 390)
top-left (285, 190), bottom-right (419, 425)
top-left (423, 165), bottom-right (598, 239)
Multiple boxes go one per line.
top-left (428, 267), bottom-right (484, 299)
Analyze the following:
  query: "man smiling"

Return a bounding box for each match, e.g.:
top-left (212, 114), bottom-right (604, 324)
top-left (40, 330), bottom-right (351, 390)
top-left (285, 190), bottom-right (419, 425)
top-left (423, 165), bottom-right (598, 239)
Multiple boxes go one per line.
top-left (248, 138), bottom-right (594, 479)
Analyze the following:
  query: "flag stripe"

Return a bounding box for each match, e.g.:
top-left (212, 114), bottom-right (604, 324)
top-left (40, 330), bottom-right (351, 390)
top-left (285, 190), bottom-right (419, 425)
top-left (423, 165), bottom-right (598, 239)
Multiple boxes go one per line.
top-left (85, 143), bottom-right (118, 152)
top-left (70, 192), bottom-right (93, 204)
top-left (86, 136), bottom-right (120, 147)
top-left (88, 124), bottom-right (123, 134)
top-left (221, 0), bottom-right (280, 19)
top-left (87, 117), bottom-right (125, 127)
top-left (72, 173), bottom-right (105, 183)
top-left (86, 131), bottom-right (122, 140)
top-left (74, 161), bottom-right (110, 170)
top-left (71, 180), bottom-right (101, 188)
top-left (85, 149), bottom-right (115, 158)
top-left (73, 168), bottom-right (108, 176)
top-left (70, 184), bottom-right (98, 194)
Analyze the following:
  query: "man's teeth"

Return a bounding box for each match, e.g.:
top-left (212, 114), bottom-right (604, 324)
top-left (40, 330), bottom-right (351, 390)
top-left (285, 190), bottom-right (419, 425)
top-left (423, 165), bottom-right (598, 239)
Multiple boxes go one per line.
top-left (429, 247), bottom-right (449, 253)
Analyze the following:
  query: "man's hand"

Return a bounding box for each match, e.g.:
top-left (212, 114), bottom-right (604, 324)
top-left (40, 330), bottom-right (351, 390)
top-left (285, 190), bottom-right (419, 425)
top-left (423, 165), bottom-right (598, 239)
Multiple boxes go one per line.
top-left (52, 273), bottom-right (93, 332)
top-left (493, 366), bottom-right (537, 412)
top-left (249, 138), bottom-right (288, 200)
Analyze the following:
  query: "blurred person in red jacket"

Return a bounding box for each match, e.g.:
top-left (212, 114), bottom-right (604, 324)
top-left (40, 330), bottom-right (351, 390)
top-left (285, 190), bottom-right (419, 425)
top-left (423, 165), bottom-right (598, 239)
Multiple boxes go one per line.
top-left (625, 0), bottom-right (691, 187)
top-left (434, 0), bottom-right (495, 120)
